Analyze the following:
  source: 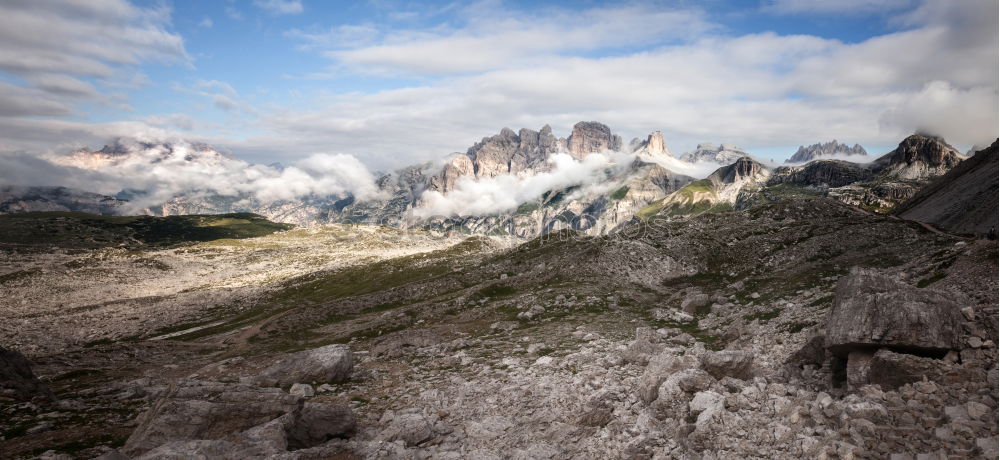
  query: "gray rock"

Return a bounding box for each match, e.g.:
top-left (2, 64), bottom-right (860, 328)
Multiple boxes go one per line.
top-left (122, 380), bottom-right (301, 456)
top-left (259, 344), bottom-right (353, 387)
top-left (287, 402), bottom-right (356, 449)
top-left (638, 352), bottom-right (698, 404)
top-left (699, 350), bottom-right (754, 380)
top-left (825, 268), bottom-right (962, 355)
top-left (681, 293), bottom-right (710, 314)
top-left (135, 439), bottom-right (295, 460)
top-left (289, 383), bottom-right (314, 398)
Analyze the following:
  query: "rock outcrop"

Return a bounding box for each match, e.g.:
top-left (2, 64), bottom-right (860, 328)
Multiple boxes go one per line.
top-left (769, 160), bottom-right (873, 188)
top-left (786, 140), bottom-right (867, 163)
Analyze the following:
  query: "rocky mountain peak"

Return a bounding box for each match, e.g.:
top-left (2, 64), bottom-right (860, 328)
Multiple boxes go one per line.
top-left (566, 121), bottom-right (622, 159)
top-left (645, 131), bottom-right (668, 156)
top-left (870, 134), bottom-right (966, 180)
top-left (720, 156), bottom-right (766, 183)
top-left (786, 140), bottom-right (868, 163)
top-left (890, 134), bottom-right (962, 166)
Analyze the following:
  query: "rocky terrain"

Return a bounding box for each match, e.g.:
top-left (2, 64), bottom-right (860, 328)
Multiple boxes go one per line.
top-left (0, 179), bottom-right (997, 458)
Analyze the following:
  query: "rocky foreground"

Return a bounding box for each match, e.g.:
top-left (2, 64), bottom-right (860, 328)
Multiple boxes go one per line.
top-left (0, 197), bottom-right (997, 459)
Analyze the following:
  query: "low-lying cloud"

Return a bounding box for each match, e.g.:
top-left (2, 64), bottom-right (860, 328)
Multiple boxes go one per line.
top-left (0, 140), bottom-right (382, 213)
top-left (412, 150), bottom-right (639, 219)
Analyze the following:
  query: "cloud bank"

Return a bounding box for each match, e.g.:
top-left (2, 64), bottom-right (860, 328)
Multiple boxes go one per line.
top-left (0, 140), bottom-right (381, 213)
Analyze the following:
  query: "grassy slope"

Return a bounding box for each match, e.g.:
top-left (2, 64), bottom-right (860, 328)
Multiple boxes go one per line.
top-left (0, 212), bottom-right (293, 250)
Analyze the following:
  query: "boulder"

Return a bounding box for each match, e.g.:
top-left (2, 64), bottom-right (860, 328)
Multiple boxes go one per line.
top-left (0, 347), bottom-right (53, 402)
top-left (124, 379), bottom-right (356, 456)
top-left (638, 352), bottom-right (698, 404)
top-left (379, 409), bottom-right (436, 447)
top-left (825, 268), bottom-right (962, 356)
top-left (122, 380), bottom-right (301, 456)
top-left (287, 402), bottom-right (356, 449)
top-left (681, 293), bottom-right (711, 314)
top-left (699, 350), bottom-right (754, 380)
top-left (258, 344), bottom-right (353, 387)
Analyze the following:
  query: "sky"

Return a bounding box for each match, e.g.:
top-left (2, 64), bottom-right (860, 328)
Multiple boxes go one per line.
top-left (0, 0), bottom-right (997, 172)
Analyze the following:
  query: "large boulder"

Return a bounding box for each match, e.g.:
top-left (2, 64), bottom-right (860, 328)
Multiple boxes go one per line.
top-left (867, 348), bottom-right (966, 390)
top-left (258, 344), bottom-right (353, 387)
top-left (0, 347), bottom-right (53, 402)
top-left (699, 350), bottom-right (754, 380)
top-left (122, 380), bottom-right (301, 456)
top-left (825, 268), bottom-right (962, 356)
top-left (637, 352), bottom-right (699, 404)
top-left (124, 380), bottom-right (356, 457)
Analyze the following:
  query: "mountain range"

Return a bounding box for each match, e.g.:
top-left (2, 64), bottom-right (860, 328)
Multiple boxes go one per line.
top-left (0, 123), bottom-right (987, 237)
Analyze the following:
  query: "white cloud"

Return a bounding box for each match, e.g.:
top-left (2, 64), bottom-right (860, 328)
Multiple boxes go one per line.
top-left (765, 0), bottom-right (915, 14)
top-left (315, 4), bottom-right (714, 76)
top-left (0, 0), bottom-right (189, 127)
top-left (412, 152), bottom-right (627, 218)
top-left (199, 17), bottom-right (213, 28)
top-left (253, 0), bottom-right (303, 15)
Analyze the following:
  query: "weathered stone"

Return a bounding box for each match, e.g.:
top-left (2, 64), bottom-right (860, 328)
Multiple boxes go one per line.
top-left (258, 344), bottom-right (353, 387)
top-left (681, 293), bottom-right (710, 314)
top-left (638, 352), bottom-right (698, 404)
top-left (122, 380), bottom-right (301, 456)
top-left (287, 402), bottom-right (356, 449)
top-left (699, 350), bottom-right (754, 380)
top-left (289, 383), bottom-right (314, 398)
top-left (825, 268), bottom-right (962, 355)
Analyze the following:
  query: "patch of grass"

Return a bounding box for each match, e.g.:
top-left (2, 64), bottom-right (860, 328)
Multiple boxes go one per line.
top-left (780, 320), bottom-right (816, 333)
top-left (808, 295), bottom-right (834, 308)
top-left (916, 271), bottom-right (947, 288)
top-left (516, 202), bottom-right (540, 214)
top-left (743, 309), bottom-right (782, 323)
top-left (637, 200), bottom-right (666, 221)
top-left (610, 186), bottom-right (629, 200)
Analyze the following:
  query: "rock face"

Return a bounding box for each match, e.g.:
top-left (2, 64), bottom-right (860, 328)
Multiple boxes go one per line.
top-left (825, 268), bottom-right (963, 356)
top-left (0, 347), bottom-right (52, 402)
top-left (679, 143), bottom-right (751, 164)
top-left (258, 344), bottom-right (354, 387)
top-left (869, 134), bottom-right (966, 180)
top-left (769, 160), bottom-right (873, 188)
top-left (566, 121), bottom-right (622, 159)
top-left (895, 140), bottom-right (999, 238)
top-left (630, 131), bottom-right (670, 156)
top-left (786, 140), bottom-right (867, 163)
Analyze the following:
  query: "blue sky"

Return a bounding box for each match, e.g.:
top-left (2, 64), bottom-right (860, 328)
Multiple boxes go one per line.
top-left (0, 0), bottom-right (996, 170)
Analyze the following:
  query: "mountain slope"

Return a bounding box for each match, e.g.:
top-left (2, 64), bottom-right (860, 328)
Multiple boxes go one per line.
top-left (894, 140), bottom-right (998, 237)
top-left (642, 156), bottom-right (769, 217)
